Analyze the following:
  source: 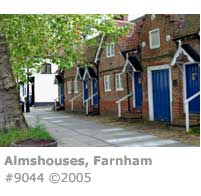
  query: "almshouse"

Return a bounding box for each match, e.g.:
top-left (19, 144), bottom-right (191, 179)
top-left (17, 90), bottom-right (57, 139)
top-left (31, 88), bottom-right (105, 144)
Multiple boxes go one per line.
top-left (62, 14), bottom-right (200, 130)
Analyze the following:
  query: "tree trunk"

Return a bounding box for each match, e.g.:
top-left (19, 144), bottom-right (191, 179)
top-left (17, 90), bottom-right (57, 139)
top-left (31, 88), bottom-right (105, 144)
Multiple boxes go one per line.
top-left (0, 34), bottom-right (27, 131)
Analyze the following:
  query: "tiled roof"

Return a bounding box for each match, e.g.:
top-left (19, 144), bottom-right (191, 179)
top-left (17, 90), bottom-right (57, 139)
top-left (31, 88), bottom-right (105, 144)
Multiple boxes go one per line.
top-left (117, 16), bottom-right (145, 52)
top-left (83, 35), bottom-right (101, 64)
top-left (167, 14), bottom-right (200, 39)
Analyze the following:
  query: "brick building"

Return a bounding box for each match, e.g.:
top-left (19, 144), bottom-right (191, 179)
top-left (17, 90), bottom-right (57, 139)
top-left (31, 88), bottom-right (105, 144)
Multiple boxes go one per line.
top-left (140, 14), bottom-right (200, 125)
top-left (63, 36), bottom-right (101, 114)
top-left (98, 18), bottom-right (144, 117)
top-left (62, 14), bottom-right (200, 128)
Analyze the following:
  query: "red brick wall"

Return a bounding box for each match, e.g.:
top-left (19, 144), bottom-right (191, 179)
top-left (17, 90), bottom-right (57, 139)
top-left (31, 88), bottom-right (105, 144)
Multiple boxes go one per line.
top-left (172, 37), bottom-right (200, 125)
top-left (99, 39), bottom-right (134, 115)
top-left (140, 15), bottom-right (176, 60)
top-left (140, 15), bottom-right (199, 125)
top-left (63, 67), bottom-right (84, 112)
top-left (62, 15), bottom-right (200, 126)
top-left (171, 66), bottom-right (184, 123)
top-left (140, 15), bottom-right (175, 121)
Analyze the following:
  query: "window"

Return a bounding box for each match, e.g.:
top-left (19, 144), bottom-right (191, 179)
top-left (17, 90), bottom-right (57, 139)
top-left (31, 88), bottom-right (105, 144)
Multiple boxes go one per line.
top-left (67, 81), bottom-right (71, 95)
top-left (104, 75), bottom-right (111, 92)
top-left (115, 73), bottom-right (123, 91)
top-left (41, 63), bottom-right (52, 74)
top-left (149, 29), bottom-right (160, 49)
top-left (74, 80), bottom-right (78, 94)
top-left (106, 43), bottom-right (115, 57)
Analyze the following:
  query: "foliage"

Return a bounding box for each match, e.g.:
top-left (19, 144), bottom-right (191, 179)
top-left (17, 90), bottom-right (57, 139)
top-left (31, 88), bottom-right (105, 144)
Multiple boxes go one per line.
top-left (0, 14), bottom-right (129, 82)
top-left (0, 123), bottom-right (53, 147)
top-left (188, 127), bottom-right (200, 135)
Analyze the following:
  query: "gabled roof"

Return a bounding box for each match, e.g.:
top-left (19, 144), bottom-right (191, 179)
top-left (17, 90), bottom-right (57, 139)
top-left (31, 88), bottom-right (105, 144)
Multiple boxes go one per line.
top-left (172, 14), bottom-right (200, 39)
top-left (122, 51), bottom-right (143, 72)
top-left (84, 35), bottom-right (102, 64)
top-left (75, 66), bottom-right (97, 80)
top-left (75, 66), bottom-right (85, 80)
top-left (117, 16), bottom-right (145, 52)
top-left (170, 41), bottom-right (200, 66)
top-left (138, 14), bottom-right (199, 40)
top-left (83, 66), bottom-right (97, 80)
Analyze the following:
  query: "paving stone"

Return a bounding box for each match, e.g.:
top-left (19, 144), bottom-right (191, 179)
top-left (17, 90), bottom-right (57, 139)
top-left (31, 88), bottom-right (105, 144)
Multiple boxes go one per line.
top-left (121, 138), bottom-right (179, 147)
top-left (24, 108), bottom-right (192, 147)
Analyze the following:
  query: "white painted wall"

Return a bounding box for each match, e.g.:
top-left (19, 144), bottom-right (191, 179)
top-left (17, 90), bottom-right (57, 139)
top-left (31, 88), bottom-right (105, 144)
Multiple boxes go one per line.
top-left (33, 62), bottom-right (58, 103)
top-left (19, 61), bottom-right (59, 104)
top-left (34, 74), bottom-right (58, 103)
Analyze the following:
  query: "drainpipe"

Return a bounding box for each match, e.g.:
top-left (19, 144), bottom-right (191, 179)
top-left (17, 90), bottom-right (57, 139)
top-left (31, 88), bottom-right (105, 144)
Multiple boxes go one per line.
top-left (94, 34), bottom-right (106, 115)
top-left (96, 63), bottom-right (100, 115)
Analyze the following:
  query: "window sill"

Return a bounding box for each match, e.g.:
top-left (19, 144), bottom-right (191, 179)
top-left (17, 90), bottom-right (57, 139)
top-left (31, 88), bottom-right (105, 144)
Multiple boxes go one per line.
top-left (150, 45), bottom-right (160, 49)
top-left (105, 89), bottom-right (112, 92)
top-left (116, 88), bottom-right (124, 92)
top-left (106, 55), bottom-right (115, 58)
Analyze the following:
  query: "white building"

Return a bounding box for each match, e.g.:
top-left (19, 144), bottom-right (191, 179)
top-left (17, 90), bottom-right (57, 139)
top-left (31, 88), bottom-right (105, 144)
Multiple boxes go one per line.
top-left (20, 60), bottom-right (59, 107)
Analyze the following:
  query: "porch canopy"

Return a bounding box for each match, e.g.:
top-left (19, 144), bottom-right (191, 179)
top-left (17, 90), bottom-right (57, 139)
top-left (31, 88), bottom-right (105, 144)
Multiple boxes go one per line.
top-left (169, 39), bottom-right (200, 132)
top-left (75, 66), bottom-right (97, 81)
top-left (83, 66), bottom-right (97, 80)
top-left (170, 14), bottom-right (200, 66)
top-left (170, 41), bottom-right (200, 66)
top-left (182, 44), bottom-right (200, 62)
top-left (121, 50), bottom-right (142, 73)
top-left (74, 66), bottom-right (85, 80)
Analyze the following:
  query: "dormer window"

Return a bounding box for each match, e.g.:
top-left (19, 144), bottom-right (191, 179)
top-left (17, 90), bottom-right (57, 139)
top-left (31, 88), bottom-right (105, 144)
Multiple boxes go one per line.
top-left (106, 43), bottom-right (115, 57)
top-left (149, 29), bottom-right (160, 49)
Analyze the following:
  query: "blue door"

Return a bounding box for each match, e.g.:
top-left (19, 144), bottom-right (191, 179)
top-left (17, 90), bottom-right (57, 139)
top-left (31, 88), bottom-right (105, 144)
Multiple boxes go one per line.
top-left (186, 63), bottom-right (200, 113)
top-left (92, 79), bottom-right (98, 106)
top-left (83, 80), bottom-right (88, 105)
top-left (60, 84), bottom-right (65, 106)
top-left (152, 69), bottom-right (171, 122)
top-left (133, 72), bottom-right (143, 108)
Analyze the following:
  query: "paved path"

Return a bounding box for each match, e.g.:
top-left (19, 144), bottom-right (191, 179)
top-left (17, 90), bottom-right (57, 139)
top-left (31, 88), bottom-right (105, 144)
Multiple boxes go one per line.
top-left (25, 107), bottom-right (190, 147)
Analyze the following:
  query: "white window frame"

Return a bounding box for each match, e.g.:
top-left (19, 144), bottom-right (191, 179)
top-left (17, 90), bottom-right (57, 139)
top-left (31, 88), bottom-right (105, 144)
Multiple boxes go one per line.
top-left (149, 28), bottom-right (160, 49)
top-left (67, 81), bottom-right (71, 95)
top-left (104, 75), bottom-right (111, 92)
top-left (74, 80), bottom-right (78, 94)
top-left (115, 73), bottom-right (124, 91)
top-left (106, 43), bottom-right (115, 58)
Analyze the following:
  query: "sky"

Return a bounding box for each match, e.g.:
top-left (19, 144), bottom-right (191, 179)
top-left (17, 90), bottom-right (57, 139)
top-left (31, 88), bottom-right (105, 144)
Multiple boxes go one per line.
top-left (128, 14), bottom-right (144, 21)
